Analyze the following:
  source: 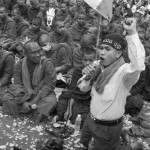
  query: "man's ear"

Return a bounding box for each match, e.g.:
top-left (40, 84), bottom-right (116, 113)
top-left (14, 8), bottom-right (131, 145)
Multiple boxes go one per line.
top-left (116, 50), bottom-right (122, 58)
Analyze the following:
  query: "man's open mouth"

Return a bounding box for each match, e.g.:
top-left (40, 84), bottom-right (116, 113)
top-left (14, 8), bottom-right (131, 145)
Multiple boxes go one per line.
top-left (100, 57), bottom-right (105, 61)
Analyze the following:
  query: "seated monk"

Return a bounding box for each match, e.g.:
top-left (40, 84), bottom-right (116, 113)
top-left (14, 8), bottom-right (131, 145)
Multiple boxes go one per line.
top-left (101, 19), bottom-right (110, 38)
top-left (125, 70), bottom-right (146, 117)
top-left (85, 26), bottom-right (98, 42)
top-left (111, 7), bottom-right (123, 24)
top-left (73, 34), bottom-right (96, 70)
top-left (49, 0), bottom-right (59, 9)
top-left (27, 0), bottom-right (40, 24)
top-left (64, 6), bottom-right (77, 28)
top-left (22, 17), bottom-right (48, 42)
top-left (50, 21), bottom-right (74, 51)
top-left (55, 47), bottom-right (97, 126)
top-left (2, 41), bottom-right (57, 123)
top-left (52, 3), bottom-right (69, 22)
top-left (73, 0), bottom-right (86, 14)
top-left (11, 7), bottom-right (30, 38)
top-left (13, 0), bottom-right (29, 20)
top-left (86, 8), bottom-right (99, 27)
top-left (141, 48), bottom-right (150, 102)
top-left (0, 49), bottom-right (15, 105)
top-left (37, 1), bottom-right (50, 30)
top-left (69, 13), bottom-right (87, 46)
top-left (0, 6), bottom-right (17, 49)
top-left (101, 19), bottom-right (123, 38)
top-left (39, 33), bottom-right (71, 74)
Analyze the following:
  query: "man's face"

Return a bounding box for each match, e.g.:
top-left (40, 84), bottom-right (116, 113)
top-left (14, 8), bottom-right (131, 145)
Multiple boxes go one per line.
top-left (26, 43), bottom-right (41, 64)
top-left (98, 44), bottom-right (121, 67)
top-left (114, 8), bottom-right (121, 17)
top-left (40, 39), bottom-right (52, 52)
top-left (32, 20), bottom-right (41, 31)
top-left (138, 32), bottom-right (145, 43)
top-left (86, 27), bottom-right (97, 37)
top-left (60, 4), bottom-right (67, 13)
top-left (68, 8), bottom-right (75, 17)
top-left (76, 0), bottom-right (83, 6)
top-left (82, 53), bottom-right (95, 67)
top-left (101, 21), bottom-right (109, 33)
top-left (0, 7), bottom-right (7, 21)
top-left (133, 13), bottom-right (141, 23)
top-left (17, 0), bottom-right (25, 5)
top-left (89, 9), bottom-right (95, 17)
top-left (40, 2), bottom-right (48, 12)
top-left (11, 11), bottom-right (20, 22)
top-left (55, 22), bottom-right (65, 34)
top-left (31, 0), bottom-right (39, 9)
top-left (77, 14), bottom-right (86, 26)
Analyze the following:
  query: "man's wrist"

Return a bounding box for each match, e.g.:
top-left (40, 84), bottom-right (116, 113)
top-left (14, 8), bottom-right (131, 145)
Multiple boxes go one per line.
top-left (126, 30), bottom-right (137, 35)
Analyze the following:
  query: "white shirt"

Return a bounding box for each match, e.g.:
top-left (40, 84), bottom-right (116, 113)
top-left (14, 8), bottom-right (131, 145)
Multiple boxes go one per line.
top-left (79, 33), bottom-right (145, 120)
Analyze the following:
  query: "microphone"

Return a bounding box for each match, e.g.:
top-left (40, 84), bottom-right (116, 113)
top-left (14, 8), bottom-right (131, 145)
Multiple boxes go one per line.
top-left (78, 60), bottom-right (101, 85)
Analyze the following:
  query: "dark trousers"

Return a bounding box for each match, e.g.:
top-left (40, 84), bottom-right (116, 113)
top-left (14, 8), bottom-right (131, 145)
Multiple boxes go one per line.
top-left (80, 113), bottom-right (123, 150)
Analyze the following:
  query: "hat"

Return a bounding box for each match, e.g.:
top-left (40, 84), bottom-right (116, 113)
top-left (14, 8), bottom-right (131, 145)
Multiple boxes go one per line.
top-left (101, 33), bottom-right (127, 51)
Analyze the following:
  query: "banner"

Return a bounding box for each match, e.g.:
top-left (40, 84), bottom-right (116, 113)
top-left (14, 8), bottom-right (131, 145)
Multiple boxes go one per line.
top-left (84, 0), bottom-right (113, 21)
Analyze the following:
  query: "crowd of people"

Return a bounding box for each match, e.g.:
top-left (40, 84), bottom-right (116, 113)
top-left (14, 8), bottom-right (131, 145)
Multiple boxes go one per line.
top-left (0, 0), bottom-right (150, 149)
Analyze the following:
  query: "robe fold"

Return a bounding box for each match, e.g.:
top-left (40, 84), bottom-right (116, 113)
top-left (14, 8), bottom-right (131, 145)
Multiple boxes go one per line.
top-left (2, 57), bottom-right (57, 116)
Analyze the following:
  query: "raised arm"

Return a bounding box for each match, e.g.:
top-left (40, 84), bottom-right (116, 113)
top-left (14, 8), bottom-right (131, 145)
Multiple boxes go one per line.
top-left (122, 18), bottom-right (145, 89)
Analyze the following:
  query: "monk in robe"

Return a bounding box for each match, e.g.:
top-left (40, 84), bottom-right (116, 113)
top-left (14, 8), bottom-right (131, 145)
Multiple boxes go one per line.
top-left (22, 17), bottom-right (48, 42)
top-left (11, 7), bottom-right (30, 38)
top-left (73, 0), bottom-right (86, 14)
top-left (49, 0), bottom-right (59, 9)
top-left (1, 0), bottom-right (17, 13)
top-left (111, 7), bottom-right (123, 24)
top-left (64, 6), bottom-right (77, 28)
top-left (141, 61), bottom-right (150, 102)
top-left (73, 34), bottom-right (96, 70)
top-left (13, 0), bottom-right (29, 20)
top-left (2, 41), bottom-right (57, 123)
top-left (52, 3), bottom-right (69, 22)
top-left (0, 0), bottom-right (4, 6)
top-left (37, 1), bottom-right (50, 31)
top-left (0, 49), bottom-right (15, 105)
top-left (27, 0), bottom-right (40, 24)
top-left (101, 19), bottom-right (110, 37)
top-left (50, 21), bottom-right (74, 51)
top-left (39, 33), bottom-right (71, 74)
top-left (86, 8), bottom-right (99, 27)
top-left (69, 13), bottom-right (87, 45)
top-left (0, 6), bottom-right (16, 49)
top-left (101, 19), bottom-right (123, 38)
top-left (86, 27), bottom-right (98, 38)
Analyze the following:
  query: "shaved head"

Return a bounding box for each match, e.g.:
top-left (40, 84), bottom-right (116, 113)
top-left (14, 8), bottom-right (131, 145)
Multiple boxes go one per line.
top-left (24, 41), bottom-right (40, 53)
top-left (39, 33), bottom-right (51, 46)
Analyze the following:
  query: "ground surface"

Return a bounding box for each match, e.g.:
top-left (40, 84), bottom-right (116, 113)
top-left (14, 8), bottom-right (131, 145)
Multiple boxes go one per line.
top-left (0, 88), bottom-right (150, 150)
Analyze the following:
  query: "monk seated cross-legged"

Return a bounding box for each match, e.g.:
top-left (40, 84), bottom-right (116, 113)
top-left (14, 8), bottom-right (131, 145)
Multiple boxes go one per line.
top-left (0, 49), bottom-right (15, 106)
top-left (2, 41), bottom-right (57, 123)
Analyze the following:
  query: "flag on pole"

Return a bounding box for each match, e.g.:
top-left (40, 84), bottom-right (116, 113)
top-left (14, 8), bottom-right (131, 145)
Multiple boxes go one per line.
top-left (84, 0), bottom-right (113, 21)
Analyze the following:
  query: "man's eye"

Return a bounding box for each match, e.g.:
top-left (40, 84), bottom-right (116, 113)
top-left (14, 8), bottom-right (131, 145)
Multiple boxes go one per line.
top-left (106, 48), bottom-right (110, 51)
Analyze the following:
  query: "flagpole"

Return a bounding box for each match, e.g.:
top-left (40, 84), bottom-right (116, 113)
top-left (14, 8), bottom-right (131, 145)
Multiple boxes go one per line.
top-left (95, 15), bottom-right (102, 59)
top-left (96, 15), bottom-right (102, 48)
